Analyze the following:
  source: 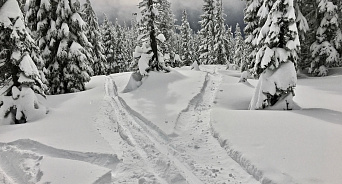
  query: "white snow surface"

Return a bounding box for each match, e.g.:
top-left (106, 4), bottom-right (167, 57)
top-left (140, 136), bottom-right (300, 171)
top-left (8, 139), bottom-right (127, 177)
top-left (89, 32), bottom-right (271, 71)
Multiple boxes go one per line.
top-left (1, 66), bottom-right (342, 184)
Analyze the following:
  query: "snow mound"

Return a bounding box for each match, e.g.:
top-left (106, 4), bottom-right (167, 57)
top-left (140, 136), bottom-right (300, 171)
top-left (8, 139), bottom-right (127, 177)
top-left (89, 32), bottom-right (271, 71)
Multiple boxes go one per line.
top-left (211, 68), bottom-right (342, 184)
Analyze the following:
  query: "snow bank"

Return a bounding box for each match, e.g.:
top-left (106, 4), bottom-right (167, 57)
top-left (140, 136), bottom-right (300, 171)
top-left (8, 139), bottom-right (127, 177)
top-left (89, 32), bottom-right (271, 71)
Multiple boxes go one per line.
top-left (211, 69), bottom-right (342, 184)
top-left (0, 76), bottom-right (114, 153)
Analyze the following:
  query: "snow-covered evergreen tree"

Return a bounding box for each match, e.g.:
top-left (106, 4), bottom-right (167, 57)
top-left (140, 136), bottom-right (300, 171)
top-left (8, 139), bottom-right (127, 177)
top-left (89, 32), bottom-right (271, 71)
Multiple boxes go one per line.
top-left (46, 0), bottom-right (93, 94)
top-left (157, 0), bottom-right (176, 60)
top-left (244, 0), bottom-right (262, 72)
top-left (81, 0), bottom-right (107, 76)
top-left (233, 23), bottom-right (247, 70)
top-left (198, 0), bottom-right (216, 65)
top-left (133, 0), bottom-right (170, 75)
top-left (35, 0), bottom-right (57, 83)
top-left (225, 26), bottom-right (235, 66)
top-left (309, 0), bottom-right (342, 76)
top-left (113, 19), bottom-right (126, 73)
top-left (214, 0), bottom-right (229, 65)
top-left (180, 9), bottom-right (193, 66)
top-left (25, 0), bottom-right (40, 37)
top-left (100, 14), bottom-right (115, 74)
top-left (0, 0), bottom-right (47, 124)
top-left (250, 0), bottom-right (300, 110)
top-left (294, 0), bottom-right (311, 70)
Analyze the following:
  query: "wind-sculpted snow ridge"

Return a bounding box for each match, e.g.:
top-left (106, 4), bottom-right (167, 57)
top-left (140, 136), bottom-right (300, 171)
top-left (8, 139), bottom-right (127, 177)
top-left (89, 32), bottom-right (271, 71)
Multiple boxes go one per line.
top-left (0, 139), bottom-right (119, 184)
top-left (210, 127), bottom-right (276, 184)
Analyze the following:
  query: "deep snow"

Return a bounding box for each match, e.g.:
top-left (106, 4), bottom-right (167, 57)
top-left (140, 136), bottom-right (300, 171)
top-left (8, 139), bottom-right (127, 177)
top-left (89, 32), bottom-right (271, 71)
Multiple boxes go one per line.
top-left (1, 66), bottom-right (342, 184)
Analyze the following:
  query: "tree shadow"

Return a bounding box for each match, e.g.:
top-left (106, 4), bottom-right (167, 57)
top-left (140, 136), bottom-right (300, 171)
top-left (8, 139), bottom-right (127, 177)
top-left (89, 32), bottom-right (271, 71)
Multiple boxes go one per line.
top-left (293, 108), bottom-right (342, 126)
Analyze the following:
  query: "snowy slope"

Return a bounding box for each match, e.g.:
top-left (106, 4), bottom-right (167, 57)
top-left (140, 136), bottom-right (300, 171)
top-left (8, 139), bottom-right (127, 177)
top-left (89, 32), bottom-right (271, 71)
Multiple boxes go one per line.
top-left (1, 66), bottom-right (342, 184)
top-left (210, 66), bottom-right (342, 184)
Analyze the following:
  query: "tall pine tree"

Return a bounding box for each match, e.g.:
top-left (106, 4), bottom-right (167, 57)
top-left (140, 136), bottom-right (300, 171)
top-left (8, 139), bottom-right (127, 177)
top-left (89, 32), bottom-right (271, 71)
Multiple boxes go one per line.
top-left (214, 0), bottom-right (229, 65)
top-left (309, 0), bottom-right (342, 76)
top-left (133, 0), bottom-right (170, 75)
top-left (198, 0), bottom-right (216, 65)
top-left (81, 0), bottom-right (107, 76)
top-left (250, 0), bottom-right (300, 110)
top-left (180, 9), bottom-right (193, 66)
top-left (100, 14), bottom-right (115, 74)
top-left (233, 23), bottom-right (246, 69)
top-left (0, 0), bottom-right (47, 124)
top-left (47, 0), bottom-right (93, 94)
top-left (244, 0), bottom-right (262, 73)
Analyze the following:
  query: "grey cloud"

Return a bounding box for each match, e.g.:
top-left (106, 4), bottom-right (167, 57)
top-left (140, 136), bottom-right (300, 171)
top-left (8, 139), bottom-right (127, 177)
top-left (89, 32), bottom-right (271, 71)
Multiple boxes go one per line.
top-left (83, 0), bottom-right (246, 31)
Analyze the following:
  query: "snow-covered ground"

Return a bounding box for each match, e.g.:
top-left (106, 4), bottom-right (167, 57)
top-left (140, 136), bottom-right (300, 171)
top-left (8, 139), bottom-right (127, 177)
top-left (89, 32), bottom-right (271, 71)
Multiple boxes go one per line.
top-left (0, 66), bottom-right (341, 184)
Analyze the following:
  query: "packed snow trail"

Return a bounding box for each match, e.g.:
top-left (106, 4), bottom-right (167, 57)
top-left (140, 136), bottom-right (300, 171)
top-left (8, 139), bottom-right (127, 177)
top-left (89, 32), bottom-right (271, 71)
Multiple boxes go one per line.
top-left (103, 67), bottom-right (259, 184)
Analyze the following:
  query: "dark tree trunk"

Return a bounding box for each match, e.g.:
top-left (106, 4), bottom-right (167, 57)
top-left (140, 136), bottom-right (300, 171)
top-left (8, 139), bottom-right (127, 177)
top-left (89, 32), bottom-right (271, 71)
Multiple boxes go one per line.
top-left (148, 0), bottom-right (160, 71)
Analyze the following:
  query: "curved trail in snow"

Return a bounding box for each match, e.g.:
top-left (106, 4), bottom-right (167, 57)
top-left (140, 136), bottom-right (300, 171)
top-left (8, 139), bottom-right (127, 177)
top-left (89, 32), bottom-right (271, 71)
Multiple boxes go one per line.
top-left (104, 66), bottom-right (259, 184)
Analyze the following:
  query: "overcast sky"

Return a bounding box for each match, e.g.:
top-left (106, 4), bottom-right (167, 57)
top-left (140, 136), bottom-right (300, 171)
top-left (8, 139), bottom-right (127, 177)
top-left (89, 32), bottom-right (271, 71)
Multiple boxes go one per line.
top-left (82, 0), bottom-right (246, 32)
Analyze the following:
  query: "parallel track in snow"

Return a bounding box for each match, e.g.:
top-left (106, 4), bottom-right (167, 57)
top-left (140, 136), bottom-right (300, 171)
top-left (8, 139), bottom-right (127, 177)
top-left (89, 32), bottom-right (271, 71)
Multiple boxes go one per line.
top-left (105, 67), bottom-right (259, 184)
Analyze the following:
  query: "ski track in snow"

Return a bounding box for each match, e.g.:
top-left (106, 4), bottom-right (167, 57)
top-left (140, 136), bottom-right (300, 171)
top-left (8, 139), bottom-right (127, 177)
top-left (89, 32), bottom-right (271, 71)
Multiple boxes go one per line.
top-left (102, 67), bottom-right (259, 184)
top-left (0, 67), bottom-right (260, 184)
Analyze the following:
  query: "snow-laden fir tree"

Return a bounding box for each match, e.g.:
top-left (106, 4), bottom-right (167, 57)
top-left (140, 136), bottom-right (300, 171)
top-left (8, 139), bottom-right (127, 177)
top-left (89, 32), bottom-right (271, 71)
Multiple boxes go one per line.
top-left (81, 0), bottom-right (107, 76)
top-left (198, 0), bottom-right (216, 65)
top-left (213, 0), bottom-right (229, 65)
top-left (113, 19), bottom-right (128, 73)
top-left (121, 22), bottom-right (133, 72)
top-left (47, 0), bottom-right (93, 94)
top-left (100, 14), bottom-right (115, 74)
top-left (225, 26), bottom-right (235, 66)
top-left (244, 0), bottom-right (262, 73)
top-left (127, 16), bottom-right (139, 71)
top-left (156, 0), bottom-right (176, 63)
top-left (133, 0), bottom-right (170, 75)
top-left (233, 23), bottom-right (247, 70)
top-left (250, 0), bottom-right (300, 110)
top-left (25, 0), bottom-right (40, 37)
top-left (309, 0), bottom-right (342, 76)
top-left (191, 31), bottom-right (201, 66)
top-left (294, 0), bottom-right (311, 70)
top-left (0, 0), bottom-right (47, 124)
top-left (180, 9), bottom-right (193, 66)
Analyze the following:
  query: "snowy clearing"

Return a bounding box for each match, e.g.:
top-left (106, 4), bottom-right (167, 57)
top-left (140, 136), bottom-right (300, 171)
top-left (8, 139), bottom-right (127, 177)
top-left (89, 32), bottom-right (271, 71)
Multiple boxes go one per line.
top-left (1, 66), bottom-right (342, 184)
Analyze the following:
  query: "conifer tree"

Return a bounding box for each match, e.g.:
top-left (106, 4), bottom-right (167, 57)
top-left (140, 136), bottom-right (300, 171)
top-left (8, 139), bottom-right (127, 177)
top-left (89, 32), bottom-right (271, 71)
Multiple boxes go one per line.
top-left (250, 0), bottom-right (300, 110)
top-left (113, 19), bottom-right (126, 73)
top-left (294, 0), bottom-right (311, 70)
top-left (234, 23), bottom-right (248, 71)
top-left (133, 0), bottom-right (170, 75)
top-left (244, 0), bottom-right (262, 72)
top-left (180, 9), bottom-right (193, 66)
top-left (0, 0), bottom-right (47, 124)
top-left (47, 0), bottom-right (93, 94)
top-left (25, 0), bottom-right (40, 37)
top-left (214, 0), bottom-right (229, 65)
top-left (309, 0), bottom-right (342, 76)
top-left (81, 0), bottom-right (107, 76)
top-left (198, 0), bottom-right (216, 65)
top-left (157, 0), bottom-right (176, 60)
top-left (100, 14), bottom-right (115, 74)
top-left (225, 26), bottom-right (235, 66)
